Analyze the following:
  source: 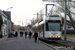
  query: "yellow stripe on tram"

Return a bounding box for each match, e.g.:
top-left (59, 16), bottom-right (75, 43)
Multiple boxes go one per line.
top-left (53, 33), bottom-right (56, 38)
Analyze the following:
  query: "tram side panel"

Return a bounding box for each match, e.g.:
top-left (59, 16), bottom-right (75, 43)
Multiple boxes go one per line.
top-left (39, 24), bottom-right (44, 39)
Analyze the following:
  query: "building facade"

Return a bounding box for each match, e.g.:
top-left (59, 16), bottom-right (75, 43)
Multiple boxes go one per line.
top-left (0, 10), bottom-right (11, 37)
top-left (11, 22), bottom-right (14, 31)
top-left (0, 10), bottom-right (8, 36)
top-left (3, 11), bottom-right (11, 37)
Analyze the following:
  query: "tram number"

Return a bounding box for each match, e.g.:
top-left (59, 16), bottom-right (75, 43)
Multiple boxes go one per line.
top-left (53, 33), bottom-right (56, 38)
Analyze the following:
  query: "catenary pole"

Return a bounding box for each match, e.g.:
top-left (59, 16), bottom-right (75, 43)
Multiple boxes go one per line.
top-left (64, 0), bottom-right (67, 41)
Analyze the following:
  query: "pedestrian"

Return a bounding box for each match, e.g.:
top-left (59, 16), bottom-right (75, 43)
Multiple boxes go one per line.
top-left (15, 31), bottom-right (18, 37)
top-left (34, 31), bottom-right (38, 42)
top-left (25, 31), bottom-right (27, 38)
top-left (29, 31), bottom-right (32, 39)
top-left (0, 31), bottom-right (3, 38)
top-left (20, 31), bottom-right (23, 37)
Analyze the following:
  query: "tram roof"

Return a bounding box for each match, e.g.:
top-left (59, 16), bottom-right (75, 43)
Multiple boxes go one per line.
top-left (32, 15), bottom-right (62, 27)
top-left (39, 20), bottom-right (44, 26)
top-left (45, 17), bottom-right (61, 20)
top-left (32, 22), bottom-right (38, 27)
top-left (32, 21), bottom-right (44, 27)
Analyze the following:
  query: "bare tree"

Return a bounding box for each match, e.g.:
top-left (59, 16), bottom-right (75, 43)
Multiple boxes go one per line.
top-left (55, 1), bottom-right (75, 29)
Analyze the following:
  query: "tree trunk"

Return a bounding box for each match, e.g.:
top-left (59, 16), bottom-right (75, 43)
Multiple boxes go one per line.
top-left (67, 7), bottom-right (75, 29)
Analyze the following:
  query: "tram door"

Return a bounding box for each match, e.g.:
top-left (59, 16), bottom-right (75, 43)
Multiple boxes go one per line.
top-left (40, 24), bottom-right (44, 38)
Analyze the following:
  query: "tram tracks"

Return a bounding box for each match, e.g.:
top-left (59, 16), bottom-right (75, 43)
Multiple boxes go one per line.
top-left (39, 39), bottom-right (74, 50)
top-left (48, 42), bottom-right (70, 47)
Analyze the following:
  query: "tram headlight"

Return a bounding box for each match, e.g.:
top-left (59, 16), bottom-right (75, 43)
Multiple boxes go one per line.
top-left (57, 36), bottom-right (60, 37)
top-left (50, 36), bottom-right (52, 37)
top-left (50, 36), bottom-right (51, 37)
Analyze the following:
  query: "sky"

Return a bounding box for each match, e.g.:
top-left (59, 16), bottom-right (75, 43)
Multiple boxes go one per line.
top-left (0, 0), bottom-right (58, 26)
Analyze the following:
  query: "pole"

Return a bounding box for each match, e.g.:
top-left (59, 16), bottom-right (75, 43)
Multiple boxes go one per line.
top-left (46, 4), bottom-right (47, 16)
top-left (22, 22), bottom-right (23, 31)
top-left (37, 13), bottom-right (39, 26)
top-left (33, 18), bottom-right (34, 25)
top-left (31, 20), bottom-right (32, 32)
top-left (25, 19), bottom-right (27, 30)
top-left (51, 4), bottom-right (54, 15)
top-left (18, 21), bottom-right (21, 30)
top-left (64, 0), bottom-right (67, 41)
top-left (37, 13), bottom-right (39, 31)
top-left (32, 18), bottom-right (34, 32)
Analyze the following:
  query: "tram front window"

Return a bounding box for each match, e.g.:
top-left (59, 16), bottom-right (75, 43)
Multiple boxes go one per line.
top-left (46, 23), bottom-right (60, 31)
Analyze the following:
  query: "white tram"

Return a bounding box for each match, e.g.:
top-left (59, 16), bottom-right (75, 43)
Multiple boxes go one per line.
top-left (32, 15), bottom-right (62, 41)
top-left (34, 15), bottom-right (62, 41)
top-left (37, 15), bottom-right (62, 41)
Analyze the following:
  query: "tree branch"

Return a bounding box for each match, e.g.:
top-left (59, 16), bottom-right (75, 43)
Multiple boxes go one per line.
top-left (70, 2), bottom-right (75, 9)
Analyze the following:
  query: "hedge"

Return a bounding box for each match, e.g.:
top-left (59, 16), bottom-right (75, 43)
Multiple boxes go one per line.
top-left (62, 30), bottom-right (75, 34)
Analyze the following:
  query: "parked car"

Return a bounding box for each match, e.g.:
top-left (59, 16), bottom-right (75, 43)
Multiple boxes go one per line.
top-left (9, 31), bottom-right (15, 37)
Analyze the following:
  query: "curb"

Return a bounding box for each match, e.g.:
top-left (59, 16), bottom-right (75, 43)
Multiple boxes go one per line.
top-left (0, 36), bottom-right (8, 42)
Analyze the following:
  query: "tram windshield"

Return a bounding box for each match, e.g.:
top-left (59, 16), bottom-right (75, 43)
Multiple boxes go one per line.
top-left (46, 20), bottom-right (61, 31)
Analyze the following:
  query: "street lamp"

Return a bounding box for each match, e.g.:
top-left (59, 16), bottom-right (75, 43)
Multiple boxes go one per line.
top-left (7, 7), bottom-right (13, 11)
top-left (6, 7), bottom-right (13, 38)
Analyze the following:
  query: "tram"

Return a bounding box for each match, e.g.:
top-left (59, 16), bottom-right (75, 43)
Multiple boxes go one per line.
top-left (33, 15), bottom-right (62, 41)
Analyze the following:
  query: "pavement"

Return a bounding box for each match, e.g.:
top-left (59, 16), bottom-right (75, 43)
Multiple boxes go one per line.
top-left (0, 36), bottom-right (8, 41)
top-left (0, 34), bottom-right (54, 50)
top-left (0, 35), bottom-right (75, 50)
top-left (0, 36), bottom-right (75, 42)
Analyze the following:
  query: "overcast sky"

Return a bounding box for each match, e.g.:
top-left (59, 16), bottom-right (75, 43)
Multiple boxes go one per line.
top-left (0, 0), bottom-right (58, 26)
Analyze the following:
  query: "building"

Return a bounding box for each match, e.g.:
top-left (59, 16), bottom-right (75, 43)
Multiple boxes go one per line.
top-left (0, 10), bottom-right (12, 38)
top-left (14, 25), bottom-right (20, 31)
top-left (11, 22), bottom-right (14, 31)
top-left (3, 11), bottom-right (11, 36)
top-left (0, 10), bottom-right (8, 36)
top-left (5, 11), bottom-right (11, 21)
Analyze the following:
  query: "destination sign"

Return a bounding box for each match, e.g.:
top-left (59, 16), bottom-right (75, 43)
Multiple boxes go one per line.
top-left (47, 20), bottom-right (60, 22)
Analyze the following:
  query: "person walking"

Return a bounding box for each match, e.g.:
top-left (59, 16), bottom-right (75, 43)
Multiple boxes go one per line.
top-left (20, 31), bottom-right (23, 37)
top-left (29, 31), bottom-right (32, 39)
top-left (25, 31), bottom-right (27, 38)
top-left (0, 31), bottom-right (3, 38)
top-left (15, 31), bottom-right (18, 37)
top-left (34, 31), bottom-right (38, 42)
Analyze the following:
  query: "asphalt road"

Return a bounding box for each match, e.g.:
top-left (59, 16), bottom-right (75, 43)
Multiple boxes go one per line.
top-left (0, 33), bottom-right (54, 50)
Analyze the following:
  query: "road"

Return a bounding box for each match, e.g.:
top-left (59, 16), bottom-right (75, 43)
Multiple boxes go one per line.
top-left (0, 33), bottom-right (54, 50)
